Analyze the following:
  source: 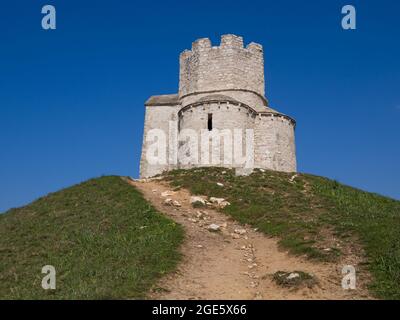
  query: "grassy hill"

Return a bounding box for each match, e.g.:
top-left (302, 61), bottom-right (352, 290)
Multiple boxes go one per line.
top-left (163, 168), bottom-right (400, 300)
top-left (1, 169), bottom-right (399, 300)
top-left (0, 176), bottom-right (183, 299)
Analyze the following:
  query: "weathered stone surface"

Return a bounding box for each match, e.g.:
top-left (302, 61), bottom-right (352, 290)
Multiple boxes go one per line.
top-left (235, 168), bottom-right (254, 176)
top-left (209, 197), bottom-right (231, 208)
top-left (140, 34), bottom-right (297, 178)
top-left (209, 197), bottom-right (225, 204)
top-left (208, 224), bottom-right (221, 232)
top-left (190, 196), bottom-right (207, 206)
top-left (287, 273), bottom-right (300, 280)
top-left (172, 200), bottom-right (182, 207)
top-left (234, 228), bottom-right (247, 235)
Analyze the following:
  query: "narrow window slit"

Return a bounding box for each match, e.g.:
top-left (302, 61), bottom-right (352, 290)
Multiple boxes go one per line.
top-left (208, 113), bottom-right (213, 131)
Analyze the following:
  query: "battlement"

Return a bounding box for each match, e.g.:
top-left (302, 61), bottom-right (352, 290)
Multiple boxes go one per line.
top-left (181, 34), bottom-right (263, 56)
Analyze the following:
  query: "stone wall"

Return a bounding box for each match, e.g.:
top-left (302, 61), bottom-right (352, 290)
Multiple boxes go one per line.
top-left (177, 100), bottom-right (296, 173)
top-left (178, 101), bottom-right (254, 169)
top-left (139, 104), bottom-right (180, 178)
top-left (254, 114), bottom-right (296, 172)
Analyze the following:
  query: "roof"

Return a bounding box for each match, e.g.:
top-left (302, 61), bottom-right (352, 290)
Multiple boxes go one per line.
top-left (145, 94), bottom-right (179, 106)
top-left (196, 94), bottom-right (239, 104)
top-left (264, 106), bottom-right (280, 114)
top-left (259, 106), bottom-right (296, 125)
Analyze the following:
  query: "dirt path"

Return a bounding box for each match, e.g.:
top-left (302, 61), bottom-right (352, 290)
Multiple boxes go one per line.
top-left (127, 178), bottom-right (371, 300)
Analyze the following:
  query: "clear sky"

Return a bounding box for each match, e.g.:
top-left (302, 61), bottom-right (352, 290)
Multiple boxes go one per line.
top-left (0, 0), bottom-right (399, 212)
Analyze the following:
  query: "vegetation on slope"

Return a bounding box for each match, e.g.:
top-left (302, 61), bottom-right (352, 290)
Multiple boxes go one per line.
top-left (0, 176), bottom-right (183, 299)
top-left (163, 167), bottom-right (400, 299)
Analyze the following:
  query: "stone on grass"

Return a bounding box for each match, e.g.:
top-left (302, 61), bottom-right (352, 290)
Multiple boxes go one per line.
top-left (190, 196), bottom-right (207, 207)
top-left (235, 168), bottom-right (253, 176)
top-left (287, 273), bottom-right (300, 280)
top-left (209, 197), bottom-right (231, 208)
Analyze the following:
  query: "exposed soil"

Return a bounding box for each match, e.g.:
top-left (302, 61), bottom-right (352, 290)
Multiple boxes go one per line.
top-left (127, 178), bottom-right (372, 300)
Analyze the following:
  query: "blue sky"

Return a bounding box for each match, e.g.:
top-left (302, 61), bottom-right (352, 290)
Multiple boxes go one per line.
top-left (0, 0), bottom-right (399, 212)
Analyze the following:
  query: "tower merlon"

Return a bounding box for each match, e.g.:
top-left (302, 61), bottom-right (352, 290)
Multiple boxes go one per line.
top-left (179, 49), bottom-right (192, 60)
top-left (192, 37), bottom-right (212, 51)
top-left (220, 34), bottom-right (244, 48)
top-left (246, 42), bottom-right (263, 53)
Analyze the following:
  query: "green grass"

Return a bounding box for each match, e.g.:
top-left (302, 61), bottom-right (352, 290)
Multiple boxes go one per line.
top-left (163, 167), bottom-right (400, 299)
top-left (0, 176), bottom-right (184, 300)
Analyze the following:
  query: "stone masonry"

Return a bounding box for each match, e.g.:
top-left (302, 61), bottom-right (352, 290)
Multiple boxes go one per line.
top-left (140, 34), bottom-right (296, 178)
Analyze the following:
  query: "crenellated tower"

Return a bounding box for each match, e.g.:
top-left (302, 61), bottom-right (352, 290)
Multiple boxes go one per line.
top-left (178, 34), bottom-right (267, 112)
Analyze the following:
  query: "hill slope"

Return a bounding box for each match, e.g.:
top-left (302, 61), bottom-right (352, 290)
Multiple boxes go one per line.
top-left (163, 168), bottom-right (400, 299)
top-left (130, 178), bottom-right (372, 299)
top-left (1, 169), bottom-right (399, 300)
top-left (0, 176), bottom-right (183, 299)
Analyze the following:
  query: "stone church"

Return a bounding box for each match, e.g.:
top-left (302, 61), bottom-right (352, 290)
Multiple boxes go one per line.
top-left (140, 34), bottom-right (296, 178)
